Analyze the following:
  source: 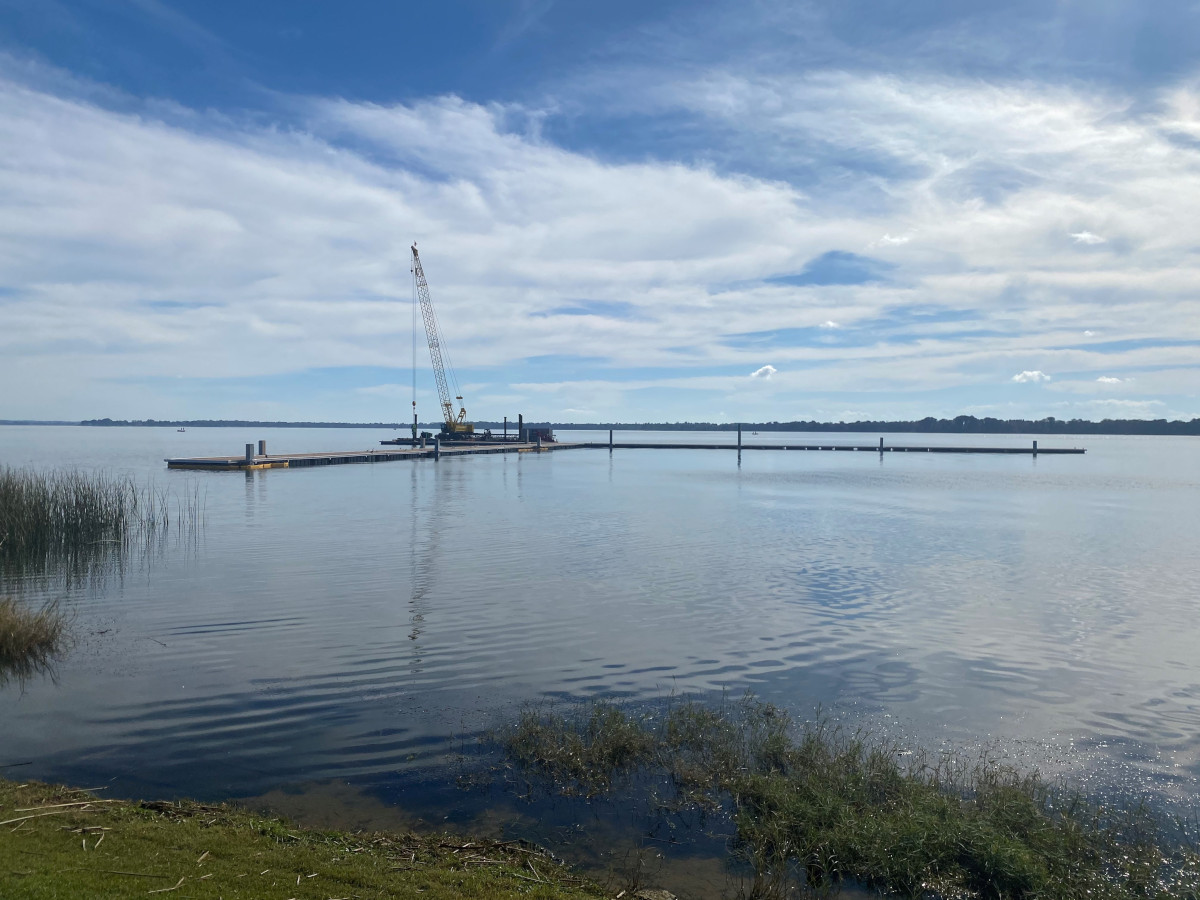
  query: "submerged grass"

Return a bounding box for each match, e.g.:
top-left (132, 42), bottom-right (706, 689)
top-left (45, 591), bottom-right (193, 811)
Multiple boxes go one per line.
top-left (0, 596), bottom-right (68, 685)
top-left (502, 695), bottom-right (1200, 899)
top-left (0, 465), bottom-right (201, 584)
top-left (0, 778), bottom-right (610, 900)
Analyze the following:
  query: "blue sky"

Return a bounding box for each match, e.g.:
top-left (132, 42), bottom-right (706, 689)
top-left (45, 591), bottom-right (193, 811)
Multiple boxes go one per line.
top-left (1, 1), bottom-right (1199, 423)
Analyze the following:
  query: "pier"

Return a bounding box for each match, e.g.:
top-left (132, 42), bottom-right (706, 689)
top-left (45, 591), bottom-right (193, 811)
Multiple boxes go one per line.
top-left (165, 440), bottom-right (575, 470)
top-left (586, 442), bottom-right (1084, 454)
top-left (166, 435), bottom-right (1082, 470)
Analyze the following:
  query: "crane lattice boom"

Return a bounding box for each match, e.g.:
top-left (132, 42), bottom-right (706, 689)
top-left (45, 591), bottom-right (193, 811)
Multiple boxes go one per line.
top-left (412, 243), bottom-right (470, 433)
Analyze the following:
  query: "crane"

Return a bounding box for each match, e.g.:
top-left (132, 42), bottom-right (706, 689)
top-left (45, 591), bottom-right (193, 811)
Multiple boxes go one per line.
top-left (411, 242), bottom-right (473, 436)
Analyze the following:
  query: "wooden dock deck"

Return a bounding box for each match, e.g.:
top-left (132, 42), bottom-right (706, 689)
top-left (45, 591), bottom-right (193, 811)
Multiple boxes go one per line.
top-left (585, 442), bottom-right (1084, 454)
top-left (166, 437), bottom-right (1082, 470)
top-left (165, 442), bottom-right (576, 470)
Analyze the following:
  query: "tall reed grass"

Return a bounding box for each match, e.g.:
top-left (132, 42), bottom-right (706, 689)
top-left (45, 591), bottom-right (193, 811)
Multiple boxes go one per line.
top-left (0, 465), bottom-right (202, 584)
top-left (503, 695), bottom-right (1200, 900)
top-left (0, 596), bottom-right (67, 685)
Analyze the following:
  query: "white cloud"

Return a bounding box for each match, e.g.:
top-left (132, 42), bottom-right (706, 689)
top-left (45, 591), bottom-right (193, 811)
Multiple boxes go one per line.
top-left (2, 59), bottom-right (1200, 421)
top-left (1012, 370), bottom-right (1051, 383)
top-left (750, 364), bottom-right (777, 379)
top-left (1069, 231), bottom-right (1106, 245)
top-left (1096, 376), bottom-right (1122, 384)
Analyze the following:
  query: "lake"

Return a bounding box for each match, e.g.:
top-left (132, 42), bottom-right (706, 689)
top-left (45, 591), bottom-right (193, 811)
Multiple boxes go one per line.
top-left (2, 425), bottom-right (1198, 884)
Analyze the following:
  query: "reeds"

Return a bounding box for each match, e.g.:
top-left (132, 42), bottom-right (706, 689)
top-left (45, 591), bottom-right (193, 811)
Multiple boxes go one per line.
top-left (0, 465), bottom-right (201, 584)
top-left (502, 695), bottom-right (1200, 899)
top-left (0, 596), bottom-right (67, 686)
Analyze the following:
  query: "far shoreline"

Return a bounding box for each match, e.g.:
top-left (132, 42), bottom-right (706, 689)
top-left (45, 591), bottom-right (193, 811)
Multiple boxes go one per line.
top-left (3, 414), bottom-right (1198, 436)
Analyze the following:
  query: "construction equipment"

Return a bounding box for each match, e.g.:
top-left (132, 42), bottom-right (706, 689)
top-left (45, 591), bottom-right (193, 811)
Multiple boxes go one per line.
top-left (411, 242), bottom-right (473, 436)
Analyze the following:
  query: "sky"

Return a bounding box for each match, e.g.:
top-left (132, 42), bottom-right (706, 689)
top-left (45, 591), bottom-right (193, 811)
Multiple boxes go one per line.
top-left (1, 1), bottom-right (1199, 424)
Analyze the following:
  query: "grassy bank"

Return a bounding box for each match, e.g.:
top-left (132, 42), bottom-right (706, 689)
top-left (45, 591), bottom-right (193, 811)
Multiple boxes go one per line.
top-left (503, 696), bottom-right (1200, 900)
top-left (0, 597), bottom-right (67, 686)
top-left (0, 778), bottom-right (612, 900)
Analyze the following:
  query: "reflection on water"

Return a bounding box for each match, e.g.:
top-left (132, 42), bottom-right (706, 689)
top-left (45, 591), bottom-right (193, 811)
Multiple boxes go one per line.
top-left (1, 426), bottom-right (1199, 887)
top-left (242, 776), bottom-right (759, 899)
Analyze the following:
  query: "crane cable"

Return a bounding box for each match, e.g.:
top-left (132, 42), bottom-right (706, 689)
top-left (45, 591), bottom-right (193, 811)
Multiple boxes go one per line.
top-left (430, 288), bottom-right (464, 403)
top-left (412, 252), bottom-right (417, 424)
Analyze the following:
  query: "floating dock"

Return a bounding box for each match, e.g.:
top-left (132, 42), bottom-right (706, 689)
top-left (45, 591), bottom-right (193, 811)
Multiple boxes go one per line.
top-left (166, 436), bottom-right (1082, 470)
top-left (585, 441), bottom-right (1084, 454)
top-left (166, 441), bottom-right (575, 470)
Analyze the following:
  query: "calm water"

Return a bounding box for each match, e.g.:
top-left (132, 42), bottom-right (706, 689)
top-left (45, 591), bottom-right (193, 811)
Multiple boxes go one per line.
top-left (2, 425), bottom-right (1198, 863)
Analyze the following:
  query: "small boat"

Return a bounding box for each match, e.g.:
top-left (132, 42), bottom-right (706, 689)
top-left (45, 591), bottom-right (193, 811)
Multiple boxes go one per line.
top-left (177, 427), bottom-right (186, 432)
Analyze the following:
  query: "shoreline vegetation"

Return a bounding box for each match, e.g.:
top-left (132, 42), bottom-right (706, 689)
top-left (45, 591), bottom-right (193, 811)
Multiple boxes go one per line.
top-left (0, 465), bottom-right (201, 581)
top-left (500, 696), bottom-right (1200, 900)
top-left (0, 597), bottom-right (67, 686)
top-left (0, 778), bottom-right (612, 900)
top-left (0, 415), bottom-right (1197, 435)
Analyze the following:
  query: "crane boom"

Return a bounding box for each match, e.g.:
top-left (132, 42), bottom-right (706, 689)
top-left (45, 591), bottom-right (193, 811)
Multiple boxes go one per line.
top-left (411, 243), bottom-right (471, 434)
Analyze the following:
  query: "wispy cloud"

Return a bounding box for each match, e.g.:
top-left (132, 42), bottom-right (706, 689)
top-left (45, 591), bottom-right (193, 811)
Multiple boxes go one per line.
top-left (2, 47), bottom-right (1200, 421)
top-left (1070, 231), bottom-right (1106, 245)
top-left (1096, 376), bottom-right (1122, 384)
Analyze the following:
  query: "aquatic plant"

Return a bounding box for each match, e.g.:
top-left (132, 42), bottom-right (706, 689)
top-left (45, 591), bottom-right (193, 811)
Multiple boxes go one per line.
top-left (0, 465), bottom-right (201, 584)
top-left (502, 694), bottom-right (1200, 899)
top-left (0, 596), bottom-right (67, 686)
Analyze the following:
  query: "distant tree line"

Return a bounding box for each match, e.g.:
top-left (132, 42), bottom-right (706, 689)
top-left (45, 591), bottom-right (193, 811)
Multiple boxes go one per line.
top-left (79, 418), bottom-right (404, 429)
top-left (72, 415), bottom-right (1200, 435)
top-left (535, 416), bottom-right (1200, 435)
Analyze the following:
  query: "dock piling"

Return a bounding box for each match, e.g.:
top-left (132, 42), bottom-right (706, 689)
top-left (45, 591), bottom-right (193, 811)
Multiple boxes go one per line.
top-left (244, 443), bottom-right (253, 463)
top-left (258, 440), bottom-right (267, 457)
top-left (609, 429), bottom-right (613, 452)
top-left (1033, 439), bottom-right (1038, 456)
top-left (880, 436), bottom-right (884, 453)
top-left (434, 437), bottom-right (440, 460)
top-left (738, 424), bottom-right (742, 451)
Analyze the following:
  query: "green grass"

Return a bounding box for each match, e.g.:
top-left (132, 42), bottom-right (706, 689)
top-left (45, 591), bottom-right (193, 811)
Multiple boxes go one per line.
top-left (0, 465), bottom-right (200, 583)
top-left (0, 596), bottom-right (67, 686)
top-left (502, 695), bottom-right (1200, 899)
top-left (0, 778), bottom-right (609, 900)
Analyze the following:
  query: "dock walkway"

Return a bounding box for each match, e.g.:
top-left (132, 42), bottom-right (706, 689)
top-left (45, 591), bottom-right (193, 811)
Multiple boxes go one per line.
top-left (166, 442), bottom-right (576, 470)
top-left (166, 437), bottom-right (1083, 470)
top-left (584, 442), bottom-right (1084, 454)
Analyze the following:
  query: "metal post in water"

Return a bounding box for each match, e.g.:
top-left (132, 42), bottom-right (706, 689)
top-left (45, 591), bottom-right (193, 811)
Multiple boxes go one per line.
top-left (258, 440), bottom-right (267, 457)
top-left (738, 424), bottom-right (742, 451)
top-left (518, 414), bottom-right (524, 442)
top-left (1033, 439), bottom-right (1038, 456)
top-left (244, 443), bottom-right (254, 464)
top-left (879, 436), bottom-right (884, 453)
top-left (609, 429), bottom-right (613, 452)
top-left (434, 436), bottom-right (440, 460)
top-left (504, 416), bottom-right (508, 440)
top-left (536, 435), bottom-right (542, 452)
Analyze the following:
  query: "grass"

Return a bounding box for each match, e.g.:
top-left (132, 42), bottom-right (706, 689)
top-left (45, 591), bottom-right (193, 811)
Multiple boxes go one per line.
top-left (0, 596), bottom-right (67, 686)
top-left (0, 465), bottom-right (201, 583)
top-left (502, 694), bottom-right (1200, 900)
top-left (0, 778), bottom-right (610, 900)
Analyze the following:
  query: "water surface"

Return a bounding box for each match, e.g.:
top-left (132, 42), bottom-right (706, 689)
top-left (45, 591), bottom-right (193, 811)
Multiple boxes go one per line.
top-left (2, 425), bottom-right (1197, 857)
